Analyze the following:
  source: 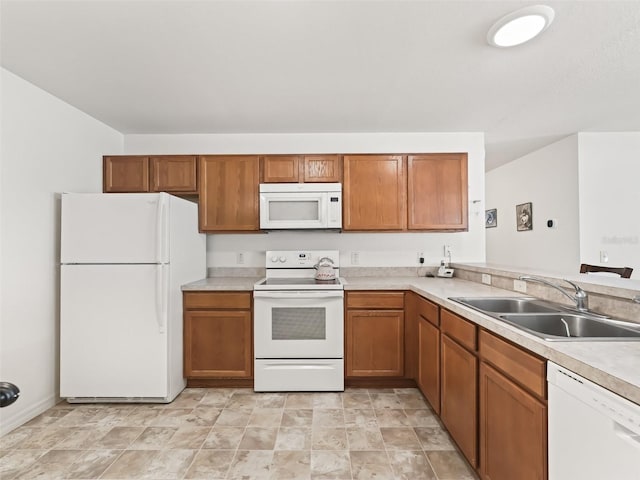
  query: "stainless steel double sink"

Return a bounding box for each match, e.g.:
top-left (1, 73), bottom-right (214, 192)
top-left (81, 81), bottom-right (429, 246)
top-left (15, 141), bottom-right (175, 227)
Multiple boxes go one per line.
top-left (449, 297), bottom-right (640, 341)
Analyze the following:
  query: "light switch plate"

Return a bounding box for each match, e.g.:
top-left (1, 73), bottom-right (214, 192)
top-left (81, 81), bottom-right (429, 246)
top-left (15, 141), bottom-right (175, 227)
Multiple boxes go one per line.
top-left (513, 279), bottom-right (527, 293)
top-left (482, 274), bottom-right (492, 285)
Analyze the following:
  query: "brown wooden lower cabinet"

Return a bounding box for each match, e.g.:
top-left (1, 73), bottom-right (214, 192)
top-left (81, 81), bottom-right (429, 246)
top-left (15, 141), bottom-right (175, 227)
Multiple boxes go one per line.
top-left (183, 291), bottom-right (252, 382)
top-left (440, 334), bottom-right (478, 468)
top-left (479, 362), bottom-right (547, 480)
top-left (418, 315), bottom-right (440, 413)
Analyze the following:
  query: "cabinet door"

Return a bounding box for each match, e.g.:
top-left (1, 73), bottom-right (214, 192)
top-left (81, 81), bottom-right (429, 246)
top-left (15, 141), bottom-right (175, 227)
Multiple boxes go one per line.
top-left (418, 316), bottom-right (440, 414)
top-left (346, 310), bottom-right (404, 377)
top-left (480, 363), bottom-right (546, 480)
top-left (103, 156), bottom-right (149, 193)
top-left (199, 155), bottom-right (260, 232)
top-left (150, 156), bottom-right (197, 193)
top-left (303, 155), bottom-right (341, 182)
top-left (441, 334), bottom-right (478, 467)
top-left (184, 310), bottom-right (252, 378)
top-left (262, 155), bottom-right (300, 183)
top-left (408, 153), bottom-right (468, 231)
top-left (343, 155), bottom-right (406, 230)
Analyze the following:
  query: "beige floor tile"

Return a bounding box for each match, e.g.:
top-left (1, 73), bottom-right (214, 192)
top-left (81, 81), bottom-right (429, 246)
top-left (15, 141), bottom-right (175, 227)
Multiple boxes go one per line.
top-left (375, 409), bottom-right (412, 427)
top-left (227, 392), bottom-right (259, 409)
top-left (248, 408), bottom-right (284, 427)
top-left (380, 427), bottom-right (422, 450)
top-left (166, 426), bottom-right (211, 449)
top-left (18, 426), bottom-right (75, 449)
top-left (396, 393), bottom-right (429, 409)
top-left (256, 393), bottom-right (287, 408)
top-left (0, 449), bottom-right (47, 480)
top-left (200, 388), bottom-right (234, 407)
top-left (117, 407), bottom-right (162, 426)
top-left (414, 426), bottom-right (456, 451)
top-left (228, 450), bottom-right (273, 479)
top-left (239, 427), bottom-right (279, 450)
top-left (150, 408), bottom-right (195, 427)
top-left (140, 448), bottom-right (196, 479)
top-left (22, 408), bottom-right (74, 428)
top-left (94, 426), bottom-right (144, 449)
top-left (346, 427), bottom-right (385, 451)
top-left (101, 449), bottom-right (158, 478)
top-left (313, 393), bottom-right (343, 409)
top-left (310, 450), bottom-right (351, 479)
top-left (312, 428), bottom-right (348, 450)
top-left (270, 450), bottom-right (311, 480)
top-left (388, 450), bottom-right (437, 480)
top-left (275, 427), bottom-right (313, 451)
top-left (0, 428), bottom-right (38, 449)
top-left (349, 450), bottom-right (389, 467)
top-left (403, 409), bottom-right (440, 427)
top-left (214, 408), bottom-right (252, 427)
top-left (426, 451), bottom-right (478, 480)
top-left (130, 426), bottom-right (178, 449)
top-left (282, 409), bottom-right (313, 427)
top-left (54, 426), bottom-right (110, 449)
top-left (13, 449), bottom-right (84, 480)
top-left (370, 394), bottom-right (403, 409)
top-left (186, 406), bottom-right (222, 426)
top-left (64, 449), bottom-right (122, 479)
top-left (285, 394), bottom-right (315, 409)
top-left (312, 409), bottom-right (344, 427)
top-left (184, 449), bottom-right (235, 479)
top-left (203, 426), bottom-right (245, 449)
top-left (169, 389), bottom-right (206, 409)
top-left (341, 392), bottom-right (372, 409)
top-left (343, 409), bottom-right (378, 428)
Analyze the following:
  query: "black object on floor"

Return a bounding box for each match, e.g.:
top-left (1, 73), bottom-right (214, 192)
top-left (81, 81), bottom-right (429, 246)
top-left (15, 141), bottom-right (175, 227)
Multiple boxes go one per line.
top-left (0, 382), bottom-right (20, 407)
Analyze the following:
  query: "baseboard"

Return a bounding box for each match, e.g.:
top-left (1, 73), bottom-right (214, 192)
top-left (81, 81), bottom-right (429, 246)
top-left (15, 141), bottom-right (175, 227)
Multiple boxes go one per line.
top-left (0, 394), bottom-right (58, 436)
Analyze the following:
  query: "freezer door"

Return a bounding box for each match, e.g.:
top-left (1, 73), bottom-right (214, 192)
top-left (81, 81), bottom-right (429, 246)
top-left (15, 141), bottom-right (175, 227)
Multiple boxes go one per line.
top-left (60, 264), bottom-right (169, 398)
top-left (61, 193), bottom-right (169, 264)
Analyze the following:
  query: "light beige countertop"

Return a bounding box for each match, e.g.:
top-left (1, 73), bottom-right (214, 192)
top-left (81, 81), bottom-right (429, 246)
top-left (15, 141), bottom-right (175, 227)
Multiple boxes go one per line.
top-left (182, 277), bottom-right (262, 291)
top-left (182, 275), bottom-right (640, 405)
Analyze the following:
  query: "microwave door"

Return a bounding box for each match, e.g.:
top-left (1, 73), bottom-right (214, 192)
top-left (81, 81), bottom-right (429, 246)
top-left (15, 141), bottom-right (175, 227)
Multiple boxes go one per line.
top-left (260, 192), bottom-right (327, 229)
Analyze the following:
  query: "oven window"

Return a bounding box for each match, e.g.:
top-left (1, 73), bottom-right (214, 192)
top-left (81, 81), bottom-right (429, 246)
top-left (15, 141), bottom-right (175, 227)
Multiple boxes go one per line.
top-left (269, 200), bottom-right (319, 221)
top-left (272, 307), bottom-right (326, 340)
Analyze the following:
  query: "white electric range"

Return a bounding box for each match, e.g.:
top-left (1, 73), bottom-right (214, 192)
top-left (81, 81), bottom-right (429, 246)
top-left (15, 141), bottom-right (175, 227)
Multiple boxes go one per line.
top-left (253, 251), bottom-right (344, 392)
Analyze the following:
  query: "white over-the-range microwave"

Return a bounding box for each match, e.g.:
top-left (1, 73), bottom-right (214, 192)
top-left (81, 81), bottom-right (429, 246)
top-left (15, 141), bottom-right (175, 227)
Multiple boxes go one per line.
top-left (259, 183), bottom-right (342, 230)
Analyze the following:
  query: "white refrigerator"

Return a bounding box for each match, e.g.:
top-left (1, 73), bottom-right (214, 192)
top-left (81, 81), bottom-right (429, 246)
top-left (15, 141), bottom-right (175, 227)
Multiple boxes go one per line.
top-left (60, 192), bottom-right (206, 403)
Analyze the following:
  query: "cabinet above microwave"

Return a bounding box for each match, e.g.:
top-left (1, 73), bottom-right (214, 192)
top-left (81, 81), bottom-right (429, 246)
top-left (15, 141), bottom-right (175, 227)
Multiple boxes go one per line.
top-left (259, 183), bottom-right (342, 230)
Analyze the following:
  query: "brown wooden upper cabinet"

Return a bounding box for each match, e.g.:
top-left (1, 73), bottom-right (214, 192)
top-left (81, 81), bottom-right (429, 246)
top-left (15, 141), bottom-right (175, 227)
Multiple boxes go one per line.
top-left (261, 155), bottom-right (341, 183)
top-left (103, 155), bottom-right (197, 194)
top-left (343, 154), bottom-right (406, 231)
top-left (199, 155), bottom-right (260, 232)
top-left (408, 153), bottom-right (468, 231)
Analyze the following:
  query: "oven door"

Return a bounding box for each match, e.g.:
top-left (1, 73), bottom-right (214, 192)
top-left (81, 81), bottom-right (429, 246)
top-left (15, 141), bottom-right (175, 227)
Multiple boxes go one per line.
top-left (254, 290), bottom-right (344, 358)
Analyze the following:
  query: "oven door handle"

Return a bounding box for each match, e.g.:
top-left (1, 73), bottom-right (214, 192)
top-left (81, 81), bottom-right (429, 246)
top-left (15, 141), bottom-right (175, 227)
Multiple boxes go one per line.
top-left (254, 290), bottom-right (344, 299)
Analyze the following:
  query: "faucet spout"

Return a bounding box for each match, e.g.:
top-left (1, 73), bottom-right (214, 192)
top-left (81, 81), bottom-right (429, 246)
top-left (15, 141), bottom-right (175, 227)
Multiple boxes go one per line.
top-left (518, 275), bottom-right (589, 312)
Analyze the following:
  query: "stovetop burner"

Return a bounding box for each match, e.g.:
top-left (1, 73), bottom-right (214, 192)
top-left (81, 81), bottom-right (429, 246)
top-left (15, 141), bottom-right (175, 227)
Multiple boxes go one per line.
top-left (262, 278), bottom-right (339, 286)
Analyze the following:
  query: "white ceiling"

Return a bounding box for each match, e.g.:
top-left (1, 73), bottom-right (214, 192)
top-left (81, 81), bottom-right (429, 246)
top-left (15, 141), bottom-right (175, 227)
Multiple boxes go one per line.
top-left (2, 0), bottom-right (639, 170)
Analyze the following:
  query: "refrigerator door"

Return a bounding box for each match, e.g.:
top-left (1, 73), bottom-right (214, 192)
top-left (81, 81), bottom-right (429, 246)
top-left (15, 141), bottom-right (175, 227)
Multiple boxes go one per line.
top-left (60, 264), bottom-right (169, 399)
top-left (61, 193), bottom-right (169, 264)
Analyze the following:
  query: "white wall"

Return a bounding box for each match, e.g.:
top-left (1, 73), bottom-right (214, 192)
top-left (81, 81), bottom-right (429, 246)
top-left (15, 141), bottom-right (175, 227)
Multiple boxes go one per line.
top-left (125, 132), bottom-right (486, 267)
top-left (578, 133), bottom-right (640, 279)
top-left (0, 69), bottom-right (123, 433)
top-left (485, 135), bottom-right (580, 274)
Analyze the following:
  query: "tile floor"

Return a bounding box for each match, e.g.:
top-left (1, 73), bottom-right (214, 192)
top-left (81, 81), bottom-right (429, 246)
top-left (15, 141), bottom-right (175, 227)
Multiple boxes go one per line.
top-left (0, 388), bottom-right (478, 479)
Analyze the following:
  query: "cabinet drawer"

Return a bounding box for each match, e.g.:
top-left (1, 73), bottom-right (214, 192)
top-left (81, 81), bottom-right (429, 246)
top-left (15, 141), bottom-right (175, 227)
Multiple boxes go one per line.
top-left (417, 296), bottom-right (439, 327)
top-left (184, 292), bottom-right (251, 310)
top-left (441, 309), bottom-right (476, 351)
top-left (346, 291), bottom-right (404, 309)
top-left (479, 330), bottom-right (546, 399)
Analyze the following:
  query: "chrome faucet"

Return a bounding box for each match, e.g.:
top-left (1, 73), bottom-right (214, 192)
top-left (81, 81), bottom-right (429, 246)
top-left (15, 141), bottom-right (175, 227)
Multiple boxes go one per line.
top-left (518, 275), bottom-right (589, 312)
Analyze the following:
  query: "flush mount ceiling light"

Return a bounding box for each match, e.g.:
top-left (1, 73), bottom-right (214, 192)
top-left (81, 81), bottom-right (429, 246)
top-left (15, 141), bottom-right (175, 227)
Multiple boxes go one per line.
top-left (487, 5), bottom-right (555, 48)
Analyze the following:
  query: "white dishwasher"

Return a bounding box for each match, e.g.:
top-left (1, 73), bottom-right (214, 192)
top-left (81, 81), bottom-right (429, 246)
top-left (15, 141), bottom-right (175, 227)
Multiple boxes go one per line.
top-left (547, 362), bottom-right (640, 480)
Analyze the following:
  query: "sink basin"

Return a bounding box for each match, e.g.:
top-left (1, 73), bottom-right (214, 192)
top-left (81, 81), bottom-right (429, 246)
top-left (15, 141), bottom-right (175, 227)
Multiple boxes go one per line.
top-left (449, 296), bottom-right (640, 341)
top-left (499, 313), bottom-right (640, 341)
top-left (450, 297), bottom-right (561, 314)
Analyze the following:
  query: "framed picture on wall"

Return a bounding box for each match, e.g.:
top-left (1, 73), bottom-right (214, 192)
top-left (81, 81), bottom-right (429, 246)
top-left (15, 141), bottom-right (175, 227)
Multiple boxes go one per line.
top-left (485, 209), bottom-right (497, 228)
top-left (516, 202), bottom-right (533, 231)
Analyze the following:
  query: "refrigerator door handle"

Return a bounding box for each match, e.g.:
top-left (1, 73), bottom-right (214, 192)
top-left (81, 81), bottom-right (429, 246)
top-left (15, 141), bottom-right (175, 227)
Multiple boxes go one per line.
top-left (155, 265), bottom-right (167, 333)
top-left (156, 195), bottom-right (167, 263)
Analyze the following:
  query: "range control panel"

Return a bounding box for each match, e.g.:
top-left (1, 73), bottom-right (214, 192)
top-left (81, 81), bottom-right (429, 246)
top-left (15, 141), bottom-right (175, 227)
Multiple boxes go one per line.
top-left (265, 250), bottom-right (340, 268)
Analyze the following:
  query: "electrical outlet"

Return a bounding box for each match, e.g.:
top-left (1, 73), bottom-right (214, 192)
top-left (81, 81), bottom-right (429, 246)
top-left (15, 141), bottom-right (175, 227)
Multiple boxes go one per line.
top-left (482, 274), bottom-right (492, 285)
top-left (600, 251), bottom-right (609, 263)
top-left (236, 252), bottom-right (244, 264)
top-left (444, 245), bottom-right (452, 257)
top-left (513, 279), bottom-right (527, 293)
top-left (351, 251), bottom-right (360, 265)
